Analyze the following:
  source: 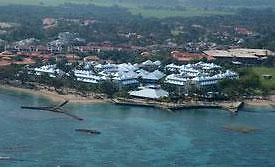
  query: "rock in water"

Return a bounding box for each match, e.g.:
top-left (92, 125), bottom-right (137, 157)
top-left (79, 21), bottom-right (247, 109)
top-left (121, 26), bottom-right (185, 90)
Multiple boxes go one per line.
top-left (223, 125), bottom-right (258, 134)
top-left (75, 129), bottom-right (101, 135)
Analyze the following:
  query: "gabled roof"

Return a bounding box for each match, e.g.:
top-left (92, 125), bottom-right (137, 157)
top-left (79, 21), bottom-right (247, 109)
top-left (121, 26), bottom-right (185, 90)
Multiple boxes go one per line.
top-left (152, 70), bottom-right (165, 79)
top-left (153, 60), bottom-right (161, 66)
top-left (113, 71), bottom-right (138, 80)
top-left (117, 63), bottom-right (138, 72)
top-left (142, 72), bottom-right (159, 80)
top-left (137, 69), bottom-right (149, 76)
top-left (141, 60), bottom-right (161, 66)
top-left (141, 60), bottom-right (154, 66)
top-left (166, 63), bottom-right (180, 68)
top-left (138, 70), bottom-right (165, 81)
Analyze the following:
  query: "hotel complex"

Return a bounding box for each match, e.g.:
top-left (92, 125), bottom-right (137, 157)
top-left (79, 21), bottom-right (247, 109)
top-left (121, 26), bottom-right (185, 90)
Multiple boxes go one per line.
top-left (32, 60), bottom-right (239, 99)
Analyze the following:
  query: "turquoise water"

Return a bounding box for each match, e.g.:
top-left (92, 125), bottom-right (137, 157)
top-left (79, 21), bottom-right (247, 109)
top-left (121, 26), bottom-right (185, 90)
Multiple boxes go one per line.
top-left (1, 89), bottom-right (275, 166)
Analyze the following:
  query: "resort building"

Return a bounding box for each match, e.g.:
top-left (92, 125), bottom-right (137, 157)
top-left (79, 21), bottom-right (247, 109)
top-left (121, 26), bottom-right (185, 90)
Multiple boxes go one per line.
top-left (94, 63), bottom-right (118, 73)
top-left (165, 62), bottom-right (220, 74)
top-left (34, 65), bottom-right (63, 78)
top-left (171, 51), bottom-right (214, 62)
top-left (165, 63), bottom-right (181, 73)
top-left (74, 68), bottom-right (139, 88)
top-left (192, 70), bottom-right (239, 87)
top-left (164, 62), bottom-right (238, 90)
top-left (74, 69), bottom-right (102, 84)
top-left (112, 71), bottom-right (139, 88)
top-left (165, 74), bottom-right (190, 86)
top-left (117, 63), bottom-right (139, 73)
top-left (94, 63), bottom-right (138, 74)
top-left (203, 48), bottom-right (274, 64)
top-left (137, 69), bottom-right (166, 84)
top-left (139, 60), bottom-right (161, 71)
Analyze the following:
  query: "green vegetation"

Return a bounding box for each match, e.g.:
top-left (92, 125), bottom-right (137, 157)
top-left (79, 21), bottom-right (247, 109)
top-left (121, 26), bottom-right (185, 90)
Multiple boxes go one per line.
top-left (0, 0), bottom-right (93, 6)
top-left (0, 4), bottom-right (274, 53)
top-left (185, 0), bottom-right (275, 8)
top-left (250, 67), bottom-right (275, 90)
top-left (129, 8), bottom-right (232, 18)
top-left (0, 64), bottom-right (23, 80)
top-left (98, 80), bottom-right (119, 98)
top-left (218, 66), bottom-right (275, 100)
top-left (4, 0), bottom-right (272, 9)
top-left (2, 0), bottom-right (274, 18)
top-left (0, 0), bottom-right (233, 18)
top-left (14, 55), bottom-right (24, 62)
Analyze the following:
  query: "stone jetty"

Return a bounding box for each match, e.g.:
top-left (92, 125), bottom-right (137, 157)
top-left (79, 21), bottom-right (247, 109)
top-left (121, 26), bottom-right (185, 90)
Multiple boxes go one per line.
top-left (112, 98), bottom-right (244, 113)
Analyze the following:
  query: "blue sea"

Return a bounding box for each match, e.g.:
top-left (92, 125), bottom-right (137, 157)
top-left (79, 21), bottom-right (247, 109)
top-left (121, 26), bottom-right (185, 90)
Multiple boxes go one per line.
top-left (0, 89), bottom-right (275, 167)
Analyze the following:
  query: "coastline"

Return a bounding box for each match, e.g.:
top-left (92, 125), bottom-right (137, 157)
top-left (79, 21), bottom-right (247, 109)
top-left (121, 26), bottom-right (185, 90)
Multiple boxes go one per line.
top-left (243, 100), bottom-right (275, 108)
top-left (1, 84), bottom-right (275, 109)
top-left (0, 84), bottom-right (109, 104)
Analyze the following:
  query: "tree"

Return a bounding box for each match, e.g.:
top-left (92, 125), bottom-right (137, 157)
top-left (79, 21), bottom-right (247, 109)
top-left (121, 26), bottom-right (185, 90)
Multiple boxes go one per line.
top-left (56, 59), bottom-right (72, 73)
top-left (115, 90), bottom-right (130, 98)
top-left (218, 79), bottom-right (241, 99)
top-left (50, 77), bottom-right (64, 93)
top-left (14, 56), bottom-right (24, 62)
top-left (218, 68), bottom-right (266, 99)
top-left (17, 69), bottom-right (30, 84)
top-left (98, 80), bottom-right (119, 98)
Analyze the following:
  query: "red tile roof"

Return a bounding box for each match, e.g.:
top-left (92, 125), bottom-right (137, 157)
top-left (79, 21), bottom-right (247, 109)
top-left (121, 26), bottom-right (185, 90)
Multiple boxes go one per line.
top-left (171, 51), bottom-right (215, 62)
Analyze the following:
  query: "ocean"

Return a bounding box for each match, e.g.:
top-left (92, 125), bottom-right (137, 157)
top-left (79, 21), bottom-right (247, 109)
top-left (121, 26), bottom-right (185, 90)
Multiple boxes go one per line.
top-left (0, 89), bottom-right (275, 167)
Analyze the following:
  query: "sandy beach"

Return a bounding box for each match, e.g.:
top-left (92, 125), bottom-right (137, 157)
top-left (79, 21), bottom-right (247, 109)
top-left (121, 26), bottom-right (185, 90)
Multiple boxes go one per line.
top-left (0, 84), bottom-right (109, 104)
top-left (242, 95), bottom-right (275, 107)
top-left (1, 84), bottom-right (275, 108)
top-left (244, 99), bottom-right (275, 107)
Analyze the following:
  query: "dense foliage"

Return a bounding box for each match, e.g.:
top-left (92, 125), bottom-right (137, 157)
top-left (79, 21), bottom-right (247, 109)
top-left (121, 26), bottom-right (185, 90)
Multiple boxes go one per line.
top-left (0, 5), bottom-right (274, 51)
top-left (218, 68), bottom-right (270, 99)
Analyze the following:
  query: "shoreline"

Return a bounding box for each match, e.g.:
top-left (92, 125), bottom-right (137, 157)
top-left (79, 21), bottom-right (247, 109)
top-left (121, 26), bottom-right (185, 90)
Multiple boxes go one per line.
top-left (243, 100), bottom-right (275, 107)
top-left (0, 84), bottom-right (109, 104)
top-left (1, 84), bottom-right (275, 108)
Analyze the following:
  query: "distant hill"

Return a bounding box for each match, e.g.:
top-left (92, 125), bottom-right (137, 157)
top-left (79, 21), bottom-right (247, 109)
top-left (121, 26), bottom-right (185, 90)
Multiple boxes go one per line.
top-left (115, 0), bottom-right (275, 8)
top-left (0, 0), bottom-right (274, 9)
top-left (104, 0), bottom-right (181, 7)
top-left (183, 0), bottom-right (275, 8)
top-left (92, 0), bottom-right (275, 8)
top-left (0, 0), bottom-right (273, 18)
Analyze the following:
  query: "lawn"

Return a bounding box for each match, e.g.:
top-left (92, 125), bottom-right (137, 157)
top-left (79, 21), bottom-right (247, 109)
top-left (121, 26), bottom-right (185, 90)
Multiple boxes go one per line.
top-left (250, 67), bottom-right (275, 90)
top-left (129, 8), bottom-right (232, 18)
